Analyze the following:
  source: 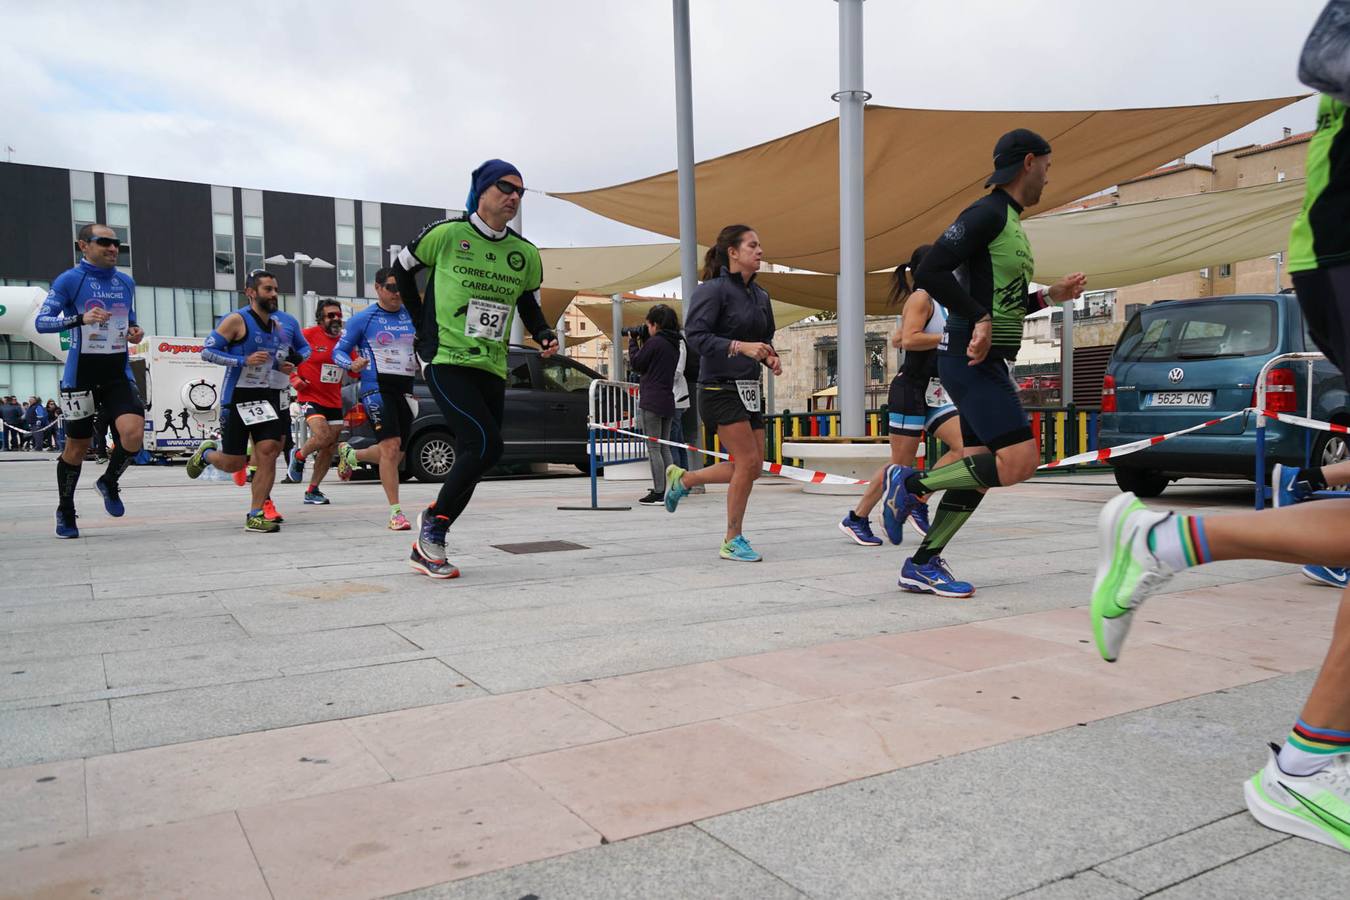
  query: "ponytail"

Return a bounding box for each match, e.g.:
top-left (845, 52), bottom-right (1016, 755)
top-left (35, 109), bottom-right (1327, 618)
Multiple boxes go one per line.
top-left (701, 224), bottom-right (756, 281)
top-left (887, 243), bottom-right (932, 307)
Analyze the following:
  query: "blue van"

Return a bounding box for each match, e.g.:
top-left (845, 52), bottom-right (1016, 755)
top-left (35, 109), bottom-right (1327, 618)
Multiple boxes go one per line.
top-left (1099, 293), bottom-right (1349, 497)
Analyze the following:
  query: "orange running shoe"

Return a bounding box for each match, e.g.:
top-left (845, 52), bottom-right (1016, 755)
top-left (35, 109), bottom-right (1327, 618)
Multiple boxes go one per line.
top-left (262, 497), bottom-right (284, 523)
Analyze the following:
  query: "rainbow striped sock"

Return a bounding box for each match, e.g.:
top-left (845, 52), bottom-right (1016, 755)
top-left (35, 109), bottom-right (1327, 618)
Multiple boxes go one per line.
top-left (1146, 514), bottom-right (1213, 570)
top-left (1279, 719), bottom-right (1350, 775)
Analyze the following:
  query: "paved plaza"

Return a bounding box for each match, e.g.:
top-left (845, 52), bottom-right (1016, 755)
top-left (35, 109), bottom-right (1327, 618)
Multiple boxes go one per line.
top-left (0, 453), bottom-right (1344, 898)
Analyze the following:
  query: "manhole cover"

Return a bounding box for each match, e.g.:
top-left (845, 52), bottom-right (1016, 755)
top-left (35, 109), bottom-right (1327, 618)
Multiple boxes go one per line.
top-left (492, 540), bottom-right (589, 554)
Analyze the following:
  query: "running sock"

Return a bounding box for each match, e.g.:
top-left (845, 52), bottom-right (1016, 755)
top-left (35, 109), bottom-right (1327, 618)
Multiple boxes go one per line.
top-left (294, 449), bottom-right (306, 461)
top-left (906, 454), bottom-right (1001, 494)
top-left (1297, 466), bottom-right (1328, 492)
top-left (56, 458), bottom-right (81, 512)
top-left (249, 508), bottom-right (263, 517)
top-left (1146, 514), bottom-right (1213, 570)
top-left (105, 446), bottom-right (133, 484)
top-left (390, 504), bottom-right (402, 517)
top-left (912, 489), bottom-right (984, 565)
top-left (1279, 718), bottom-right (1350, 775)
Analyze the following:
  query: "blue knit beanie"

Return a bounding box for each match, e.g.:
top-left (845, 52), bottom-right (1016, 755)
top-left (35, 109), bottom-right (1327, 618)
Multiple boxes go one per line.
top-left (466, 159), bottom-right (523, 214)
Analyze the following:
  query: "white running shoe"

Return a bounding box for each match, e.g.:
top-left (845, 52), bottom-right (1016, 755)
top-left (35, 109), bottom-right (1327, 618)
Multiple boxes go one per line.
top-left (1089, 492), bottom-right (1176, 662)
top-left (1245, 743), bottom-right (1350, 852)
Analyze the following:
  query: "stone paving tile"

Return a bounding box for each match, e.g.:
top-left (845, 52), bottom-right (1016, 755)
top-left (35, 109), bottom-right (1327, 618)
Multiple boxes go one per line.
top-left (1146, 837), bottom-right (1345, 898)
top-left (719, 638), bottom-right (962, 699)
top-left (393, 826), bottom-right (807, 900)
top-left (109, 658), bottom-right (483, 753)
top-left (0, 700), bottom-right (113, 768)
top-left (345, 688), bottom-right (624, 780)
top-left (0, 613), bottom-right (246, 662)
top-left (1094, 813), bottom-right (1285, 894)
top-left (512, 720), bottom-right (840, 841)
top-left (0, 653), bottom-right (106, 703)
top-left (550, 661), bottom-right (811, 734)
top-left (239, 762), bottom-right (600, 900)
top-left (0, 582), bottom-right (94, 606)
top-left (864, 623), bottom-right (1077, 672)
top-left (0, 758), bottom-right (85, 853)
top-left (0, 591), bottom-right (225, 632)
top-left (1156, 621), bottom-right (1331, 673)
top-left (1011, 870), bottom-right (1142, 900)
top-left (0, 812), bottom-right (271, 900)
top-left (86, 720), bottom-right (391, 835)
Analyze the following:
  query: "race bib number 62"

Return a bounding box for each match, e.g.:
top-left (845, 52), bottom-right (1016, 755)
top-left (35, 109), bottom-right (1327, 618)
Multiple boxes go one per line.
top-left (465, 297), bottom-right (511, 341)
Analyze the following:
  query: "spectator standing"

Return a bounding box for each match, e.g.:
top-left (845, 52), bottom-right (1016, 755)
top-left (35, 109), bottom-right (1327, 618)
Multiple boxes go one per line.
top-left (628, 304), bottom-right (681, 505)
top-left (47, 399), bottom-right (63, 450)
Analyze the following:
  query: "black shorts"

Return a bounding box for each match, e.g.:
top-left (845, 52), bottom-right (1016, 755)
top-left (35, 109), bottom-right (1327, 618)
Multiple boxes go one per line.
top-left (1294, 265), bottom-right (1350, 375)
top-left (364, 389), bottom-right (413, 445)
top-left (59, 380), bottom-right (145, 441)
top-left (218, 390), bottom-right (288, 456)
top-left (886, 372), bottom-right (958, 437)
top-left (698, 383), bottom-right (764, 431)
top-left (300, 403), bottom-right (344, 424)
top-left (937, 352), bottom-right (1032, 451)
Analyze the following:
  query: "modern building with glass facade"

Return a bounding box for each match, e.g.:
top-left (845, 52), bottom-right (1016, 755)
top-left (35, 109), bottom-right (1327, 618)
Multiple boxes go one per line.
top-left (0, 162), bottom-right (458, 398)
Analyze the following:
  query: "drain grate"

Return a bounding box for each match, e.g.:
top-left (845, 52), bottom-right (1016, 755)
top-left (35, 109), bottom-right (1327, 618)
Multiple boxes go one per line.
top-left (492, 540), bottom-right (589, 554)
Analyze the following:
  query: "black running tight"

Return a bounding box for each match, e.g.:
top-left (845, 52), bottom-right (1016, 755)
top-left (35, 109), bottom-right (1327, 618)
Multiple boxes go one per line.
top-left (424, 364), bottom-right (505, 524)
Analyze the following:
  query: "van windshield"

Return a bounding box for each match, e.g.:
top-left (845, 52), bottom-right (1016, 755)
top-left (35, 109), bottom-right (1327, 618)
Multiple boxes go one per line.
top-left (1115, 300), bottom-right (1277, 362)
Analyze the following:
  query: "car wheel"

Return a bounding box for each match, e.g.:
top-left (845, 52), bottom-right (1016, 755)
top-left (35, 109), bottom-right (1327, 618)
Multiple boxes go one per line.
top-left (1315, 430), bottom-right (1350, 468)
top-left (1112, 466), bottom-right (1170, 498)
top-left (408, 431), bottom-right (456, 483)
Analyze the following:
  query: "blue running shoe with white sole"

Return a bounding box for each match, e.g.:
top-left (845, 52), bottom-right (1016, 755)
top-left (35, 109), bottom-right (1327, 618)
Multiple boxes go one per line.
top-left (720, 534), bottom-right (762, 562)
top-left (909, 498), bottom-right (931, 537)
top-left (287, 448), bottom-right (305, 485)
top-left (1089, 491), bottom-right (1175, 662)
top-left (839, 511), bottom-right (883, 546)
top-left (898, 556), bottom-right (974, 598)
top-left (55, 508), bottom-right (79, 539)
top-left (1272, 463), bottom-right (1311, 509)
top-left (95, 476), bottom-right (124, 517)
top-left (1303, 565), bottom-right (1350, 589)
top-left (881, 465), bottom-right (916, 545)
top-left (665, 464), bottom-right (690, 513)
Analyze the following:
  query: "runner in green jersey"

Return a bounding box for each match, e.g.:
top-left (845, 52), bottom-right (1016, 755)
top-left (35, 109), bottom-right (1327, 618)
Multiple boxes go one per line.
top-left (392, 159), bottom-right (559, 578)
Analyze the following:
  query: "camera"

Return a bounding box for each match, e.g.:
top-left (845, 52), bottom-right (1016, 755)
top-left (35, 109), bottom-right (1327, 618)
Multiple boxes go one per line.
top-left (622, 325), bottom-right (648, 340)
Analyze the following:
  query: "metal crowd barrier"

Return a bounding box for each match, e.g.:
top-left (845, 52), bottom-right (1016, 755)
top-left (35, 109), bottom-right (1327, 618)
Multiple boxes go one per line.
top-left (1253, 351), bottom-right (1328, 510)
top-left (558, 379), bottom-right (650, 511)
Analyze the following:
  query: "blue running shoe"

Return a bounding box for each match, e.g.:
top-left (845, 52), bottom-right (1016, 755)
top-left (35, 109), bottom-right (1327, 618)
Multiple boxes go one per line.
top-left (665, 464), bottom-right (690, 513)
top-left (881, 465), bottom-right (917, 545)
top-left (55, 507), bottom-right (79, 539)
top-left (416, 508), bottom-right (450, 562)
top-left (1302, 565), bottom-right (1349, 589)
top-left (898, 556), bottom-right (975, 598)
top-left (94, 476), bottom-right (125, 517)
top-left (720, 534), bottom-right (762, 562)
top-left (839, 511), bottom-right (883, 546)
top-left (303, 488), bottom-right (330, 505)
top-left (908, 498), bottom-right (931, 537)
top-left (287, 448), bottom-right (305, 485)
top-left (1272, 463), bottom-right (1311, 509)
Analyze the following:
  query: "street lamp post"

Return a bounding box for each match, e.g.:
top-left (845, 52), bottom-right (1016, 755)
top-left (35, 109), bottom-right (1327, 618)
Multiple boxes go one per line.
top-left (263, 252), bottom-right (335, 318)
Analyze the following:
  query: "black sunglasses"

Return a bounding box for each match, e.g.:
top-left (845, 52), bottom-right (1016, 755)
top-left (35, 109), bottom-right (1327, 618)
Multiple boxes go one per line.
top-left (322, 311), bottom-right (343, 320)
top-left (89, 236), bottom-right (122, 249)
top-left (380, 281), bottom-right (398, 291)
top-left (493, 179), bottom-right (526, 197)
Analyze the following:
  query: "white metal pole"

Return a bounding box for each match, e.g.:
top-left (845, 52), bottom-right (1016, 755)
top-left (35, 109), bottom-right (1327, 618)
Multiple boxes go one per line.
top-left (1060, 297), bottom-right (1074, 408)
top-left (294, 260), bottom-right (305, 319)
top-left (673, 0), bottom-right (703, 470)
top-left (835, 0), bottom-right (867, 435)
top-left (611, 293), bottom-right (624, 379)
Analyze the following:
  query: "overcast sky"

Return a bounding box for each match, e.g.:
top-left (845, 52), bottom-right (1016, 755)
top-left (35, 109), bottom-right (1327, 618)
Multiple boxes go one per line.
top-left (0, 0), bottom-right (1328, 253)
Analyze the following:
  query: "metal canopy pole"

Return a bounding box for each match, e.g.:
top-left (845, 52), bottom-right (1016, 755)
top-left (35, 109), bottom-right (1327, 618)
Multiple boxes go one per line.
top-left (1060, 297), bottom-right (1075, 407)
top-left (835, 0), bottom-right (868, 435)
top-left (611, 293), bottom-right (624, 378)
top-left (673, 0), bottom-right (703, 470)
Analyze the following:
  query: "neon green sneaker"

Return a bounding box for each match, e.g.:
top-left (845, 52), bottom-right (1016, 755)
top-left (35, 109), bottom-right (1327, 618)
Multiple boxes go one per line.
top-left (1245, 744), bottom-right (1350, 852)
top-left (1089, 491), bottom-right (1174, 662)
top-left (186, 439), bottom-right (217, 479)
top-left (664, 464), bottom-right (689, 513)
top-left (719, 535), bottom-right (762, 562)
top-left (245, 510), bottom-right (280, 533)
top-left (337, 443), bottom-right (357, 481)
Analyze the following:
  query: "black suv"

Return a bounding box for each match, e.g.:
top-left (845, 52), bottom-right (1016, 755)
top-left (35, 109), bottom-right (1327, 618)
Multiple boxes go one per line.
top-left (342, 347), bottom-right (603, 482)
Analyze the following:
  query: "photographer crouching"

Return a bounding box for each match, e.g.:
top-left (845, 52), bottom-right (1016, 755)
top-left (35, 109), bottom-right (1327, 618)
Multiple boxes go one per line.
top-left (627, 304), bottom-right (682, 505)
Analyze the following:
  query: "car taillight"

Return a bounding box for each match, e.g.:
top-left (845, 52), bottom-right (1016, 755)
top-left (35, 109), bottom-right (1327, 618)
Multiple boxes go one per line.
top-left (345, 402), bottom-right (368, 428)
top-left (1101, 373), bottom-right (1117, 413)
top-left (1263, 368), bottom-right (1297, 414)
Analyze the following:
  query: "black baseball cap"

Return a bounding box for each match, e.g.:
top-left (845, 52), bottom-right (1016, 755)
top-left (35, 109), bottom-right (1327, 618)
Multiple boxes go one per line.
top-left (985, 128), bottom-right (1052, 187)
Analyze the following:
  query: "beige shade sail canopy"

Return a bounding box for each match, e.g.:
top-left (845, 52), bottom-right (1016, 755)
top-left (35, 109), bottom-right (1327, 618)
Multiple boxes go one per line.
top-left (753, 177), bottom-right (1308, 313)
top-left (553, 97), bottom-right (1304, 274)
top-left (535, 242), bottom-right (699, 325)
top-left (572, 294), bottom-right (819, 341)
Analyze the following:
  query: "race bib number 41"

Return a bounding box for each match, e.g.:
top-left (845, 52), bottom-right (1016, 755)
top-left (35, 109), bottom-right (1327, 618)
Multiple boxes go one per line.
top-left (319, 363), bottom-right (343, 384)
top-left (735, 379), bottom-right (762, 413)
top-left (465, 297), bottom-right (511, 341)
top-left (925, 378), bottom-right (948, 407)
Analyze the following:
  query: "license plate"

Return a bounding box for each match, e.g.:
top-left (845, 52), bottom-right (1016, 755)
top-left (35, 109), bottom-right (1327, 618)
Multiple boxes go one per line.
top-left (1148, 391), bottom-right (1213, 408)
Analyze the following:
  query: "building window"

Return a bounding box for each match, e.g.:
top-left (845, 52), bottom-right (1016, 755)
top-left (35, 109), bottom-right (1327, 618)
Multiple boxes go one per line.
top-left (336, 224), bottom-right (357, 286)
top-left (214, 212), bottom-right (235, 275)
top-left (1219, 263), bottom-right (1232, 278)
top-left (72, 199), bottom-right (96, 263)
top-left (105, 202), bottom-right (133, 269)
top-left (243, 216), bottom-right (264, 273)
top-left (363, 225), bottom-right (382, 288)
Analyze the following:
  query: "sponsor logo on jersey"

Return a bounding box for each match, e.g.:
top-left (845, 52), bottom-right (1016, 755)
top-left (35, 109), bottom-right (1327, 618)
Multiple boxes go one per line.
top-left (507, 251), bottom-right (526, 272)
top-left (459, 239), bottom-right (471, 251)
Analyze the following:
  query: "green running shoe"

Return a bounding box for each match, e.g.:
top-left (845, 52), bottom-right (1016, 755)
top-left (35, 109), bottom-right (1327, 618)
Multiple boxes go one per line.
top-left (186, 439), bottom-right (217, 479)
top-left (245, 510), bottom-right (280, 533)
top-left (664, 464), bottom-right (689, 513)
top-left (1090, 491), bottom-right (1174, 662)
top-left (719, 534), bottom-right (762, 562)
top-left (1245, 743), bottom-right (1350, 852)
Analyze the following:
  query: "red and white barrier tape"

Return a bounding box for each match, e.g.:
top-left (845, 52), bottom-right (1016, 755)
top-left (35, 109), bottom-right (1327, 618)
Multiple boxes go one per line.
top-left (591, 423), bottom-right (869, 486)
top-left (1259, 409), bottom-right (1350, 433)
top-left (1038, 409), bottom-right (1251, 469)
top-left (0, 419), bottom-right (60, 437)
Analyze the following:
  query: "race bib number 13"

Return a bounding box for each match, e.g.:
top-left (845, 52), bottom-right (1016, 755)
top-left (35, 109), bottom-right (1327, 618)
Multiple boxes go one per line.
top-left (465, 297), bottom-right (511, 341)
top-left (236, 400), bottom-right (278, 426)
